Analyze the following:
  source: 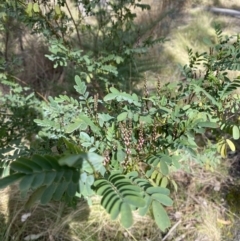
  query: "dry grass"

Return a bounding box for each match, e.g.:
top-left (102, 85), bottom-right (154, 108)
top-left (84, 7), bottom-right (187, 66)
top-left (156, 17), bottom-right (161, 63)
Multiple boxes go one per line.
top-left (140, 0), bottom-right (240, 88)
top-left (167, 160), bottom-right (238, 241)
top-left (69, 197), bottom-right (162, 241)
top-left (0, 184), bottom-right (161, 241)
top-left (0, 183), bottom-right (90, 241)
top-left (0, 158), bottom-right (238, 241)
top-left (196, 205), bottom-right (222, 241)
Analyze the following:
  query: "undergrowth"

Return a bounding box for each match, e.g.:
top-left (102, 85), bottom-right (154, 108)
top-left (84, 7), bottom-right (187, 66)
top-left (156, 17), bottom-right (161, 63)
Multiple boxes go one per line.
top-left (1, 1), bottom-right (240, 241)
top-left (0, 159), bottom-right (238, 241)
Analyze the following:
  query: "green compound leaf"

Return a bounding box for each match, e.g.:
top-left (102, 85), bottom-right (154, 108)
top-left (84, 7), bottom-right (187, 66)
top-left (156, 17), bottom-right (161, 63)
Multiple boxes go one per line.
top-left (110, 199), bottom-right (122, 220)
top-left (40, 184), bottom-right (57, 204)
top-left (146, 187), bottom-right (170, 195)
top-left (58, 153), bottom-right (104, 174)
top-left (152, 200), bottom-right (171, 232)
top-left (151, 193), bottom-right (173, 206)
top-left (66, 182), bottom-right (78, 197)
top-left (16, 157), bottom-right (43, 172)
top-left (32, 155), bottom-right (53, 170)
top-left (43, 171), bottom-right (57, 186)
top-left (233, 125), bottom-right (240, 140)
top-left (117, 112), bottom-right (128, 122)
top-left (160, 160), bottom-right (169, 175)
top-left (65, 114), bottom-right (100, 135)
top-left (53, 181), bottom-right (69, 201)
top-left (95, 172), bottom-right (147, 228)
top-left (105, 194), bottom-right (119, 214)
top-left (33, 3), bottom-right (40, 12)
top-left (25, 186), bottom-right (46, 209)
top-left (65, 118), bottom-right (88, 133)
top-left (139, 195), bottom-right (151, 216)
top-left (11, 162), bottom-right (33, 174)
top-left (197, 121), bottom-right (219, 128)
top-left (120, 203), bottom-right (133, 228)
top-left (19, 174), bottom-right (35, 191)
top-left (74, 75), bottom-right (87, 95)
top-left (0, 173), bottom-right (25, 189)
top-left (123, 195), bottom-right (146, 207)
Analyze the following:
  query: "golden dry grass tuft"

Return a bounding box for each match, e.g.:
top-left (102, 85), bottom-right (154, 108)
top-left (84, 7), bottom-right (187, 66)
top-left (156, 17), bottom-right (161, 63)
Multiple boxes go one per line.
top-left (167, 160), bottom-right (237, 241)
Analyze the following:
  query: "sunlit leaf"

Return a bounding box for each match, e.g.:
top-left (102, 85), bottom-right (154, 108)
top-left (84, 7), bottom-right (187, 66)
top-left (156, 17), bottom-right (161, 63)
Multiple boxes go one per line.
top-left (198, 122), bottom-right (219, 128)
top-left (232, 125), bottom-right (240, 140)
top-left (161, 177), bottom-right (168, 188)
top-left (54, 4), bottom-right (61, 15)
top-left (117, 112), bottom-right (128, 122)
top-left (226, 139), bottom-right (235, 152)
top-left (33, 3), bottom-right (40, 12)
top-left (26, 3), bottom-right (33, 17)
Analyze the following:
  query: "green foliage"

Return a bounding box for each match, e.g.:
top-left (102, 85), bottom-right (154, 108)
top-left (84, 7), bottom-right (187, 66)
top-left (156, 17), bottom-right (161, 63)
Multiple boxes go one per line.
top-left (127, 171), bottom-right (172, 231)
top-left (94, 172), bottom-right (144, 228)
top-left (0, 74), bottom-right (41, 177)
top-left (1, 0), bottom-right (240, 234)
top-left (0, 0), bottom-right (159, 92)
top-left (0, 154), bottom-right (80, 207)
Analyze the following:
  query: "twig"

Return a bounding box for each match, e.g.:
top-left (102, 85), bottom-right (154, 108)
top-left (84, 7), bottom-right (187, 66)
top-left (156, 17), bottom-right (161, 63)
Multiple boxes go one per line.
top-left (123, 228), bottom-right (138, 241)
top-left (8, 74), bottom-right (49, 103)
top-left (5, 208), bottom-right (22, 240)
top-left (65, 1), bottom-right (82, 46)
top-left (188, 193), bottom-right (202, 205)
top-left (162, 219), bottom-right (182, 241)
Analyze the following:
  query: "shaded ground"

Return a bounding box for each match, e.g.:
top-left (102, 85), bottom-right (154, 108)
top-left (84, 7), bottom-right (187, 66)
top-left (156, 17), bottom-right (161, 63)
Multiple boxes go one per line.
top-left (0, 184), bottom-right (90, 241)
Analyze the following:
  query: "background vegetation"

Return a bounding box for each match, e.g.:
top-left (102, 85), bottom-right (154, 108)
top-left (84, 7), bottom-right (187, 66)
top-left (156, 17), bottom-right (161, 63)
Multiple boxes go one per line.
top-left (1, 0), bottom-right (240, 240)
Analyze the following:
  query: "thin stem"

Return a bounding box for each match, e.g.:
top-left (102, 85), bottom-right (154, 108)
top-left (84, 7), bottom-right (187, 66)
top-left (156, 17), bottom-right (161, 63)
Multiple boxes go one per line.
top-left (65, 1), bottom-right (82, 47)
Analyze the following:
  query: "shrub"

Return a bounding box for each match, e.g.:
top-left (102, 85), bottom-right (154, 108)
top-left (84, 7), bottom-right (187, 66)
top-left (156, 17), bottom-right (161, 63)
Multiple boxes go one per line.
top-left (1, 0), bottom-right (240, 233)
